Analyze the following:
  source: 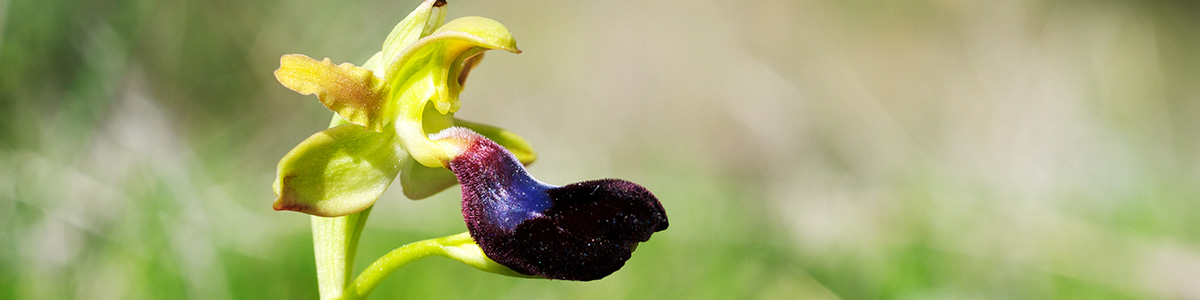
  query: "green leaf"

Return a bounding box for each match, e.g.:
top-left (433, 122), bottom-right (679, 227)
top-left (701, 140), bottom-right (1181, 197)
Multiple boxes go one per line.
top-left (273, 124), bottom-right (404, 217)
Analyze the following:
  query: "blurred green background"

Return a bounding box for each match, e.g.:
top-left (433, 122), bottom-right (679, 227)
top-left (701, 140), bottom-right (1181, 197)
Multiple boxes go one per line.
top-left (3, 0), bottom-right (1200, 299)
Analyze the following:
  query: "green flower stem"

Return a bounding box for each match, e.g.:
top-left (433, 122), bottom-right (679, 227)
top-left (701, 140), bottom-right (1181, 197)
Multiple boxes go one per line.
top-left (340, 232), bottom-right (535, 300)
top-left (312, 206), bottom-right (372, 300)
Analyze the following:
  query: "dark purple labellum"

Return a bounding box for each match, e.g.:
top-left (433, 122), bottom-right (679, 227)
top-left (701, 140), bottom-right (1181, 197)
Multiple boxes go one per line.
top-left (448, 132), bottom-right (668, 281)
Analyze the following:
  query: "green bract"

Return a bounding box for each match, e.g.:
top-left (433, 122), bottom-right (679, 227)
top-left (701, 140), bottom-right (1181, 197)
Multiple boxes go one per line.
top-left (273, 0), bottom-right (534, 217)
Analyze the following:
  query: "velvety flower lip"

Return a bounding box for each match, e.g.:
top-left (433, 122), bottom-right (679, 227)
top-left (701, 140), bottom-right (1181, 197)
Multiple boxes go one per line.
top-left (435, 127), bottom-right (669, 281)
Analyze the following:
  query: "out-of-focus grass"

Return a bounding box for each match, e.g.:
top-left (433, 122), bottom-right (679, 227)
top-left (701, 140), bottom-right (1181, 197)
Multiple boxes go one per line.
top-left (3, 0), bottom-right (1200, 299)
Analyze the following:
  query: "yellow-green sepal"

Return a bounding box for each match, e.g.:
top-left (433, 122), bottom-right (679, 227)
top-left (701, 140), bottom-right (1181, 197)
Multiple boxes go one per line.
top-left (273, 124), bottom-right (405, 217)
top-left (398, 158), bottom-right (455, 200)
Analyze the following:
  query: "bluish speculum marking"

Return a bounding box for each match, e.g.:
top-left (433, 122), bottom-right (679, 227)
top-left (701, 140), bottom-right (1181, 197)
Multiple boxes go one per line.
top-left (476, 156), bottom-right (554, 230)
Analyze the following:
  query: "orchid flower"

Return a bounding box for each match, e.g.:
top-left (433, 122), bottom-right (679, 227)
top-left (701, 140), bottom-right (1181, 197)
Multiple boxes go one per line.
top-left (272, 0), bottom-right (534, 217)
top-left (269, 1), bottom-right (667, 298)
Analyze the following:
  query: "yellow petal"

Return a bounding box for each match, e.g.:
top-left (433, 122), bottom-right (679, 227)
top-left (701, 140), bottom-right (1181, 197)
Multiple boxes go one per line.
top-left (386, 16), bottom-right (520, 116)
top-left (385, 17), bottom-right (523, 167)
top-left (275, 54), bottom-right (392, 132)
